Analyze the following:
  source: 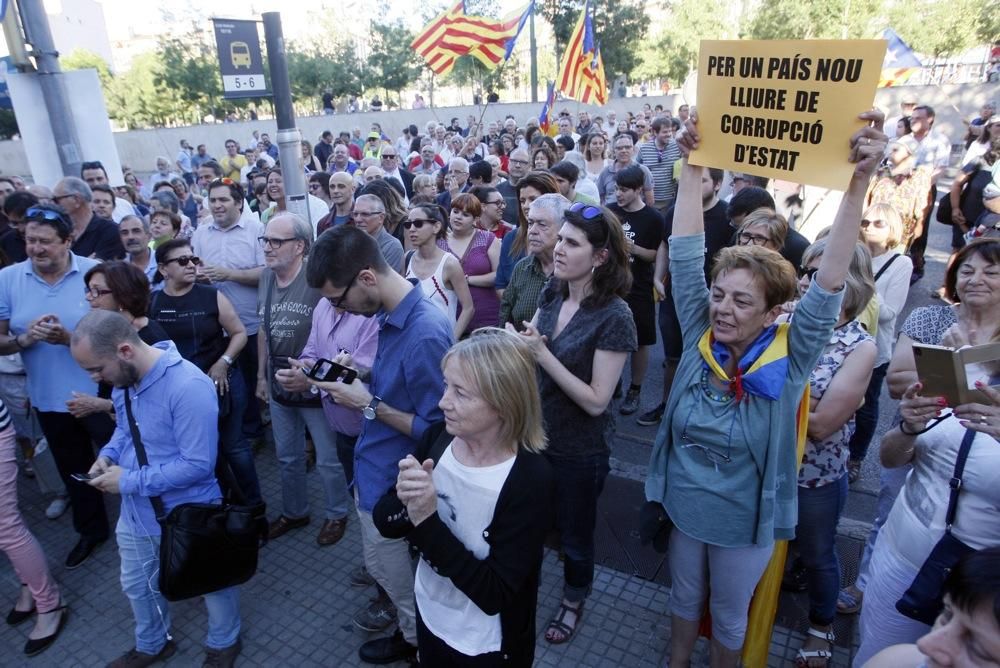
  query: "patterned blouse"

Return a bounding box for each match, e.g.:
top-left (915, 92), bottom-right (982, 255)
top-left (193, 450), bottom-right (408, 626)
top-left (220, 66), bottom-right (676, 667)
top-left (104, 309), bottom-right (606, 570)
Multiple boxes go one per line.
top-left (798, 320), bottom-right (874, 488)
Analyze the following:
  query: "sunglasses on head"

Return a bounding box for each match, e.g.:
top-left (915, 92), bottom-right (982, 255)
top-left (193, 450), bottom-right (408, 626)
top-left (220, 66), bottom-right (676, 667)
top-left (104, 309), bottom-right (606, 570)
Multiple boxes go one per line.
top-left (568, 202), bottom-right (602, 220)
top-left (164, 255), bottom-right (202, 267)
top-left (25, 207), bottom-right (65, 223)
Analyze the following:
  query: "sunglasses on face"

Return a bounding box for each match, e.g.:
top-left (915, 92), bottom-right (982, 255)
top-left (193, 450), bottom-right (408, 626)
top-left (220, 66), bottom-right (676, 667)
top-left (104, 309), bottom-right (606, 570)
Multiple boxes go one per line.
top-left (860, 219), bottom-right (888, 229)
top-left (798, 266), bottom-right (819, 281)
top-left (164, 255), bottom-right (202, 267)
top-left (403, 219), bottom-right (436, 230)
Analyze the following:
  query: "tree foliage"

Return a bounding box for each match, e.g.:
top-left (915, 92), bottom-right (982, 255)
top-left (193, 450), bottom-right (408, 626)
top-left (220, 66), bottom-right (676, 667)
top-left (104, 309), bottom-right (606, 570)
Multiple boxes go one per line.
top-left (635, 0), bottom-right (734, 86)
top-left (366, 21), bottom-right (422, 104)
top-left (539, 0), bottom-right (649, 82)
top-left (746, 0), bottom-right (883, 40)
top-left (886, 0), bottom-right (986, 58)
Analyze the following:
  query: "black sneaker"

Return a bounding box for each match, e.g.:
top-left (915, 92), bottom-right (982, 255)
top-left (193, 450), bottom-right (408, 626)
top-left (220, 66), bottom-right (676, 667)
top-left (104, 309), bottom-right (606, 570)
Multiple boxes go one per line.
top-left (358, 630), bottom-right (417, 665)
top-left (620, 388), bottom-right (642, 415)
top-left (352, 595), bottom-right (397, 632)
top-left (636, 403), bottom-right (666, 426)
top-left (350, 566), bottom-right (376, 588)
top-left (202, 637), bottom-right (241, 668)
top-left (107, 640), bottom-right (177, 668)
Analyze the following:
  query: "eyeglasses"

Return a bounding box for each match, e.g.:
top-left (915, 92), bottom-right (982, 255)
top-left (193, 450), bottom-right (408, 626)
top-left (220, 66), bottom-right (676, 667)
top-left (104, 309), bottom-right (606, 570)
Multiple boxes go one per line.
top-left (509, 159), bottom-right (529, 166)
top-left (486, 199), bottom-right (505, 207)
top-left (738, 231), bottom-right (771, 246)
top-left (258, 236), bottom-right (298, 249)
top-left (403, 219), bottom-right (437, 229)
top-left (330, 270), bottom-right (360, 309)
top-left (568, 202), bottom-right (602, 220)
top-left (163, 255), bottom-right (202, 267)
top-left (85, 286), bottom-right (114, 299)
top-left (860, 219), bottom-right (888, 229)
top-left (798, 266), bottom-right (819, 281)
top-left (52, 194), bottom-right (77, 203)
top-left (352, 210), bottom-right (384, 218)
top-left (380, 154), bottom-right (397, 159)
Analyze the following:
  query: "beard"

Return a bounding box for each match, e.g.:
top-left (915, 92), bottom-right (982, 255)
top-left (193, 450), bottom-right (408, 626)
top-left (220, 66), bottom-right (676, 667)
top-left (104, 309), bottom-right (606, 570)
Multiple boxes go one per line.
top-left (115, 360), bottom-right (141, 388)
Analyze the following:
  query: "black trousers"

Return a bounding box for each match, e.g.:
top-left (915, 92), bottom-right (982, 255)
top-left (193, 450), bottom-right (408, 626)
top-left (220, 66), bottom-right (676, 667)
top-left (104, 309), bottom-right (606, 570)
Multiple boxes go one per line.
top-left (238, 332), bottom-right (264, 439)
top-left (416, 607), bottom-right (506, 667)
top-left (36, 410), bottom-right (114, 541)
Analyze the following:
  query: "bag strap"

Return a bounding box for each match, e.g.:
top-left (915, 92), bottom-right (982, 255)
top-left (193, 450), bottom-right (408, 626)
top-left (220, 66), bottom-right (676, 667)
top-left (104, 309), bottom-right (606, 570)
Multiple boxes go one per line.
top-left (873, 253), bottom-right (901, 283)
top-left (403, 250), bottom-right (416, 276)
top-left (944, 428), bottom-right (976, 531)
top-left (123, 387), bottom-right (167, 521)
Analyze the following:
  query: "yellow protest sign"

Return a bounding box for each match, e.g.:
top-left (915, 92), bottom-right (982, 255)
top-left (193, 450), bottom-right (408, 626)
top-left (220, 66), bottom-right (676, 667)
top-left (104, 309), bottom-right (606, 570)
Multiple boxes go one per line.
top-left (689, 39), bottom-right (887, 191)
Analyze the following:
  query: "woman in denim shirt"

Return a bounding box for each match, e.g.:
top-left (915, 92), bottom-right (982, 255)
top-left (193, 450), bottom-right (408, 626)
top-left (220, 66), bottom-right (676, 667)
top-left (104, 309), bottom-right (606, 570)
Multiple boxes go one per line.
top-left (645, 111), bottom-right (887, 667)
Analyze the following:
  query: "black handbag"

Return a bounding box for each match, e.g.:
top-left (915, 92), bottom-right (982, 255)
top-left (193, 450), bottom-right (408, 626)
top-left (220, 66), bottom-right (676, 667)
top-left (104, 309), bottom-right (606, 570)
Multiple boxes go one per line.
top-left (124, 387), bottom-right (268, 602)
top-left (895, 428), bottom-right (977, 625)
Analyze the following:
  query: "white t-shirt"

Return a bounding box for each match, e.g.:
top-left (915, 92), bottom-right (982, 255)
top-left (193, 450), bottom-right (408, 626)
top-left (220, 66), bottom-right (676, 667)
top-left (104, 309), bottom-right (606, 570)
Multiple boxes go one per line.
top-left (882, 416), bottom-right (1000, 571)
top-left (871, 251), bottom-right (913, 365)
top-left (413, 445), bottom-right (515, 656)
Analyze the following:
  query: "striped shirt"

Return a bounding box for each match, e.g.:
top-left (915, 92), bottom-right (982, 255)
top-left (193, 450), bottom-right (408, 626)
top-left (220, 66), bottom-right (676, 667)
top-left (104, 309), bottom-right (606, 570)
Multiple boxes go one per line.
top-left (636, 140), bottom-right (681, 202)
top-left (0, 397), bottom-right (10, 432)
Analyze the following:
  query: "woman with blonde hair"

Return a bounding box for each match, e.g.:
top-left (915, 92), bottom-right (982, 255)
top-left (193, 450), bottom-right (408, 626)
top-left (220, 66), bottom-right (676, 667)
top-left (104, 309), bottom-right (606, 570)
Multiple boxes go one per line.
top-left (373, 328), bottom-right (553, 667)
top-left (736, 208), bottom-right (789, 251)
top-left (845, 203), bottom-right (913, 483)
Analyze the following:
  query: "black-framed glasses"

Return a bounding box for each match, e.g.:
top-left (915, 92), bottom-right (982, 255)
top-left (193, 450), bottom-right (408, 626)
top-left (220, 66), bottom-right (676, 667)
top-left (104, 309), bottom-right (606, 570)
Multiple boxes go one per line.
top-left (330, 270), bottom-right (360, 309)
top-left (509, 158), bottom-right (529, 166)
top-left (568, 202), bottom-right (602, 220)
top-left (738, 231), bottom-right (771, 246)
top-left (380, 153), bottom-right (398, 159)
top-left (258, 236), bottom-right (297, 249)
top-left (798, 266), bottom-right (819, 281)
top-left (163, 255), bottom-right (202, 267)
top-left (352, 210), bottom-right (384, 218)
top-left (486, 199), bottom-right (505, 207)
top-left (403, 219), bottom-right (436, 230)
top-left (85, 286), bottom-right (114, 298)
top-left (51, 194), bottom-right (77, 203)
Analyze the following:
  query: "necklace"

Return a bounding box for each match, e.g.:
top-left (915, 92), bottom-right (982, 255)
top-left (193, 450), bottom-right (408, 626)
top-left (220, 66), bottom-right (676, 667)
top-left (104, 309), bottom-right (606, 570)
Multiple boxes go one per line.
top-left (700, 367), bottom-right (734, 402)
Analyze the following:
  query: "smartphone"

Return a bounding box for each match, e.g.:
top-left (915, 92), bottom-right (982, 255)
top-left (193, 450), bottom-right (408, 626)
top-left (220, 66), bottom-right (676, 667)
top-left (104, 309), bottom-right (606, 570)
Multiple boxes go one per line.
top-left (305, 358), bottom-right (358, 384)
top-left (71, 472), bottom-right (99, 482)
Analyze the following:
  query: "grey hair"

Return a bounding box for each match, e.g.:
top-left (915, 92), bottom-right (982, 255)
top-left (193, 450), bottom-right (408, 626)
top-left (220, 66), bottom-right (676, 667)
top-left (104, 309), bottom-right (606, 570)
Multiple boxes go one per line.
top-left (801, 239), bottom-right (876, 322)
top-left (449, 157), bottom-right (469, 171)
top-left (149, 190), bottom-right (180, 214)
top-left (58, 177), bottom-right (92, 203)
top-left (269, 212), bottom-right (314, 253)
top-left (529, 193), bottom-right (571, 222)
top-left (355, 194), bottom-right (385, 213)
top-left (71, 309), bottom-right (142, 359)
top-left (562, 150), bottom-right (587, 173)
top-left (120, 214), bottom-right (150, 234)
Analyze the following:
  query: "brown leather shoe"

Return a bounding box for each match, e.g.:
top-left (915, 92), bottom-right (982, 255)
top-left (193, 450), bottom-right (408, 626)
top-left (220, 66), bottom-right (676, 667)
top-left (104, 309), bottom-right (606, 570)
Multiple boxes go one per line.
top-left (317, 517), bottom-right (348, 546)
top-left (267, 515), bottom-right (310, 540)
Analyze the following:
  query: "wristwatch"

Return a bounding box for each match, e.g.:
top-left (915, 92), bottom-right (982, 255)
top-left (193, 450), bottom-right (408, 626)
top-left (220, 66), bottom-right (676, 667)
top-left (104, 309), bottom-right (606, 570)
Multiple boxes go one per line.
top-left (221, 354), bottom-right (234, 366)
top-left (363, 395), bottom-right (382, 421)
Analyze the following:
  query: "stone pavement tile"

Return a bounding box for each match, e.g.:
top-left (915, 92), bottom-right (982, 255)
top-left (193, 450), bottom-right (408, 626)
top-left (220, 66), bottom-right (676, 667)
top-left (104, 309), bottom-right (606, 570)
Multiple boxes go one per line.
top-left (3, 445), bottom-right (856, 666)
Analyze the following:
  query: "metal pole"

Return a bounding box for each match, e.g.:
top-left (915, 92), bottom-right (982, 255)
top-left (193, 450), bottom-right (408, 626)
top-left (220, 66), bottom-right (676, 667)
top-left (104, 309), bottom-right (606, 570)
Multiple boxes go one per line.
top-left (18, 0), bottom-right (83, 176)
top-left (529, 10), bottom-right (538, 102)
top-left (3, 0), bottom-right (31, 69)
top-left (262, 12), bottom-right (310, 224)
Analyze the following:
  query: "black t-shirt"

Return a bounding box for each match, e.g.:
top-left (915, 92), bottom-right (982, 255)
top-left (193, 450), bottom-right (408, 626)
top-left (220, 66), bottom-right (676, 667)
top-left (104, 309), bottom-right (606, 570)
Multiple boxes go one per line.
top-left (781, 228), bottom-right (810, 270)
top-left (72, 215), bottom-right (126, 261)
top-left (610, 204), bottom-right (661, 300)
top-left (0, 228), bottom-right (25, 263)
top-left (662, 200), bottom-right (732, 284)
top-left (149, 284), bottom-right (228, 374)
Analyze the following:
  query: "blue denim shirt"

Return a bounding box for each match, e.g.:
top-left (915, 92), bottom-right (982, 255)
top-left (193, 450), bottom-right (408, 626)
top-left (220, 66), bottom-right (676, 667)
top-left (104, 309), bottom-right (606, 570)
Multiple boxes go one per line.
top-left (355, 282), bottom-right (452, 512)
top-left (99, 341), bottom-right (221, 536)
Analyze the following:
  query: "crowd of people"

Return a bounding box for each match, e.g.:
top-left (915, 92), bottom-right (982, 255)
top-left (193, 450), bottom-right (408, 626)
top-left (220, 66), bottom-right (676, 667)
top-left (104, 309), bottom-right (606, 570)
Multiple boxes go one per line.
top-left (0, 95), bottom-right (998, 668)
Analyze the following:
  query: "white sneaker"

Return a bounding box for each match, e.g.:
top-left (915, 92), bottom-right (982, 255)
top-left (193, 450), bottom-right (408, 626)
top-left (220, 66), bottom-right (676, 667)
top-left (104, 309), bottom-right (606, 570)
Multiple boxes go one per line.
top-left (45, 496), bottom-right (69, 520)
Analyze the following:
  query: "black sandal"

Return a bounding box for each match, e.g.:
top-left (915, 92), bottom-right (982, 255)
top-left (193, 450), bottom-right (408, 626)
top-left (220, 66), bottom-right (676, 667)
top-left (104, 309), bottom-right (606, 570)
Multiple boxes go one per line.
top-left (545, 601), bottom-right (583, 644)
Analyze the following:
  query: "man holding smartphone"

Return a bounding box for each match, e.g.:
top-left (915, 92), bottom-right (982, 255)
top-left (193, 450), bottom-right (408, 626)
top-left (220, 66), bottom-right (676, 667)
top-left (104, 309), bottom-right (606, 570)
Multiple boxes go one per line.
top-left (71, 310), bottom-right (243, 668)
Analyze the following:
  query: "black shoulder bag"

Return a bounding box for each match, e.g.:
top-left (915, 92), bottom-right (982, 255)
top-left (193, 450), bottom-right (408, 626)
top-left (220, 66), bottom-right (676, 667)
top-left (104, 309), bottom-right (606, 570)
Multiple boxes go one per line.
top-left (895, 428), bottom-right (977, 625)
top-left (124, 387), bottom-right (268, 601)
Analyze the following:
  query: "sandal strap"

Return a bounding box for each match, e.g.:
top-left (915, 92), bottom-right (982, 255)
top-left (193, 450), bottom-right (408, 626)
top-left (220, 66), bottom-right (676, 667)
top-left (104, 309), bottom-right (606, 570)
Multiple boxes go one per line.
top-left (806, 627), bottom-right (835, 643)
top-left (796, 649), bottom-right (833, 660)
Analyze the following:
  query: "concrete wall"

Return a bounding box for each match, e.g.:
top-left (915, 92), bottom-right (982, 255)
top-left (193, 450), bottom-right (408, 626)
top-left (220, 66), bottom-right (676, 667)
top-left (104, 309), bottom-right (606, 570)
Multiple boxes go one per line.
top-left (0, 83), bottom-right (994, 182)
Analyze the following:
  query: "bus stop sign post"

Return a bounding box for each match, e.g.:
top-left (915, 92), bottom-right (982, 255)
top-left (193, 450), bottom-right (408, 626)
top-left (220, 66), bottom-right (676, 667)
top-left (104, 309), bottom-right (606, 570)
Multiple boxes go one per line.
top-left (212, 18), bottom-right (270, 99)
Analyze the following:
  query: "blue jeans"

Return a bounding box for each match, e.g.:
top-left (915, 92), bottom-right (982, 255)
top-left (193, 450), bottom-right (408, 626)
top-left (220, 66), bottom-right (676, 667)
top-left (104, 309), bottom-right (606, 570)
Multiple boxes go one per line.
top-left (269, 399), bottom-right (349, 520)
top-left (796, 473), bottom-right (848, 626)
top-left (219, 371), bottom-right (262, 506)
top-left (545, 452), bottom-right (609, 602)
top-left (848, 363), bottom-right (888, 462)
top-left (336, 432), bottom-right (357, 488)
top-left (116, 523), bottom-right (240, 654)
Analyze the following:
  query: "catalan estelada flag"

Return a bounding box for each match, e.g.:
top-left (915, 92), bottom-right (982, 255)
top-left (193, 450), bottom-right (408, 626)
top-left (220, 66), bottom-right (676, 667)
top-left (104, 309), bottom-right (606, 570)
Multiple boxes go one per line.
top-left (556, 1), bottom-right (605, 103)
top-left (878, 28), bottom-right (922, 87)
top-left (538, 80), bottom-right (557, 136)
top-left (410, 0), bottom-right (467, 76)
top-left (580, 42), bottom-right (607, 105)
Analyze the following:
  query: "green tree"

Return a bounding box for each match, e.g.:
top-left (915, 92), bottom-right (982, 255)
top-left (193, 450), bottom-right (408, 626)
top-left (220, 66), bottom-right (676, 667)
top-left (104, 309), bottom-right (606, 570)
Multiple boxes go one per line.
top-left (0, 109), bottom-right (19, 140)
top-left (61, 49), bottom-right (113, 89)
top-left (154, 36), bottom-right (229, 125)
top-left (887, 0), bottom-right (985, 58)
top-left (287, 43), bottom-right (363, 113)
top-left (367, 21), bottom-right (422, 105)
top-left (635, 0), bottom-right (734, 85)
top-left (539, 0), bottom-right (649, 82)
top-left (746, 0), bottom-right (884, 40)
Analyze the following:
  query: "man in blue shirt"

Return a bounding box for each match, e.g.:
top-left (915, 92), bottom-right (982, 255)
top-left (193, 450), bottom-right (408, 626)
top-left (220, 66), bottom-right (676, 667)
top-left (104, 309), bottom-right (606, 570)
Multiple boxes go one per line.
top-left (0, 204), bottom-right (114, 569)
top-left (72, 310), bottom-right (243, 668)
top-left (305, 226), bottom-right (452, 666)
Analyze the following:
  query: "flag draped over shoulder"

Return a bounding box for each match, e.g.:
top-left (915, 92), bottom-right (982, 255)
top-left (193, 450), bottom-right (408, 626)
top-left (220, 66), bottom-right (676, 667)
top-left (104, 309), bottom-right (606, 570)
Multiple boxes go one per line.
top-left (556, 1), bottom-right (607, 104)
top-left (878, 28), bottom-right (922, 87)
top-left (411, 1), bottom-right (534, 76)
